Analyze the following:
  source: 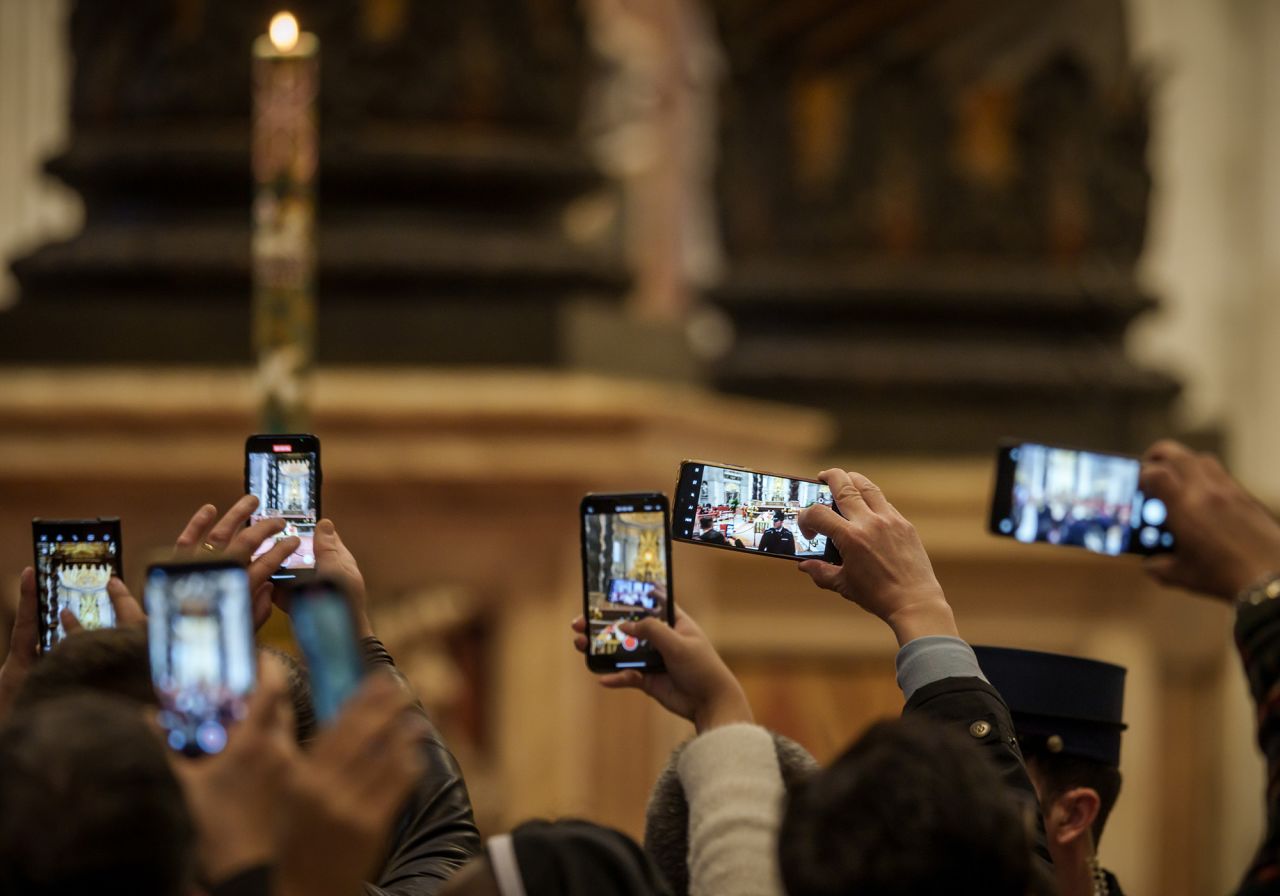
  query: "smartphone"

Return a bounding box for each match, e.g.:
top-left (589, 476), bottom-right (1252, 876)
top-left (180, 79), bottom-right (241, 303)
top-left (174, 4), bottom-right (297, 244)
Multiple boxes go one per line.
top-left (31, 518), bottom-right (123, 654)
top-left (244, 433), bottom-right (321, 582)
top-left (580, 493), bottom-right (675, 673)
top-left (671, 461), bottom-right (843, 563)
top-left (989, 440), bottom-right (1174, 556)
top-left (289, 580), bottom-right (365, 724)
top-left (146, 560), bottom-right (256, 756)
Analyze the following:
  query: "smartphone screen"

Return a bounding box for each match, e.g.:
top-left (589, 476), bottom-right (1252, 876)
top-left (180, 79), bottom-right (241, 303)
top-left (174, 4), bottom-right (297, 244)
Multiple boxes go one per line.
top-left (245, 434), bottom-right (320, 581)
top-left (989, 441), bottom-right (1174, 556)
top-left (289, 581), bottom-right (365, 724)
top-left (31, 518), bottom-right (123, 654)
top-left (671, 461), bottom-right (840, 561)
top-left (146, 561), bottom-right (256, 756)
top-left (580, 493), bottom-right (674, 673)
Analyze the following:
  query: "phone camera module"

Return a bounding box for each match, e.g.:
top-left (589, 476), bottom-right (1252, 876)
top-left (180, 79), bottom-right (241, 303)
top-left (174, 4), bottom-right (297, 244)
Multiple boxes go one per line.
top-left (1142, 499), bottom-right (1168, 526)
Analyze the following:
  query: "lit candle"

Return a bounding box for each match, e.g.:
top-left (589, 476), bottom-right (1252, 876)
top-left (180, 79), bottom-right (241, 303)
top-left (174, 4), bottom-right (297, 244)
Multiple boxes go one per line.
top-left (252, 11), bottom-right (319, 433)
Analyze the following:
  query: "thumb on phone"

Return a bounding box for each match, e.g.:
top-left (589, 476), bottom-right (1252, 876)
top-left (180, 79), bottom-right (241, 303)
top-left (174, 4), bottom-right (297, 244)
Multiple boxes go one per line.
top-left (797, 502), bottom-right (846, 541)
top-left (619, 616), bottom-right (677, 654)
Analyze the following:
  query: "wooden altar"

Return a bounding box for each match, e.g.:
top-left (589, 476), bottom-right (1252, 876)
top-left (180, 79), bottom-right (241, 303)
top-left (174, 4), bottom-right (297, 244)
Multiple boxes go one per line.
top-left (0, 367), bottom-right (1258, 896)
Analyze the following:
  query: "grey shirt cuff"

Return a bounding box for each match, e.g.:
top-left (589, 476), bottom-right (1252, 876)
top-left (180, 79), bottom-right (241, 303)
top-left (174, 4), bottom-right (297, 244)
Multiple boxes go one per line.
top-left (895, 635), bottom-right (989, 702)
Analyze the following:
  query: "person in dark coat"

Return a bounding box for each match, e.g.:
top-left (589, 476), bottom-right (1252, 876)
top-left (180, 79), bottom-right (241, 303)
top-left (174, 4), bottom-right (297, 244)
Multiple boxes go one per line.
top-left (757, 510), bottom-right (795, 555)
top-left (974, 646), bottom-right (1128, 896)
top-left (1138, 440), bottom-right (1280, 896)
top-left (794, 468), bottom-right (1054, 889)
top-left (694, 516), bottom-right (726, 545)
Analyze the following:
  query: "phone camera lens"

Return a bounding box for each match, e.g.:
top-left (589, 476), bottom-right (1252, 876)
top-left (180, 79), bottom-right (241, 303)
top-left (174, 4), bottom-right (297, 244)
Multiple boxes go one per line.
top-left (1142, 499), bottom-right (1168, 526)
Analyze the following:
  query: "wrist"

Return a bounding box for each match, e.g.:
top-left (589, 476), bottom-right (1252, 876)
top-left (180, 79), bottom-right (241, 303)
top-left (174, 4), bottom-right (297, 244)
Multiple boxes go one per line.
top-left (884, 593), bottom-right (957, 647)
top-left (693, 684), bottom-right (753, 734)
top-left (353, 612), bottom-right (375, 640)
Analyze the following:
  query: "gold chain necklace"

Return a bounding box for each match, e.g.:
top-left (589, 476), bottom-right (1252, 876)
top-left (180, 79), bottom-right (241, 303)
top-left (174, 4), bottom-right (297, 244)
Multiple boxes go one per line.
top-left (1088, 856), bottom-right (1110, 896)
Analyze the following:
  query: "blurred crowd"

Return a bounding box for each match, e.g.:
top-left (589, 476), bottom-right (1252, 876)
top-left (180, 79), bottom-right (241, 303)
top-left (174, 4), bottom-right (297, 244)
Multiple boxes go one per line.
top-left (1, 440), bottom-right (1279, 896)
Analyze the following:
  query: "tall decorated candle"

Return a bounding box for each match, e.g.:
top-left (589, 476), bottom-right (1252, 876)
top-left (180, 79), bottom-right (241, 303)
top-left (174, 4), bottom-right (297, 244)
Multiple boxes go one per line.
top-left (252, 11), bottom-right (318, 433)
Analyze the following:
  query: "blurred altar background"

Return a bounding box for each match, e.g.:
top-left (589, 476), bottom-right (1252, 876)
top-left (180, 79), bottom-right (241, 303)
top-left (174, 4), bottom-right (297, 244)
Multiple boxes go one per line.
top-left (3, 1), bottom-right (1280, 892)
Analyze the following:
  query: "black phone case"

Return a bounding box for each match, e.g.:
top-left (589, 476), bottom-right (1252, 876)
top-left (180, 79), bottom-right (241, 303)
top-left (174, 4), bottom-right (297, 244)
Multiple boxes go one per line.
top-left (671, 461), bottom-right (844, 565)
top-left (579, 493), bottom-right (672, 674)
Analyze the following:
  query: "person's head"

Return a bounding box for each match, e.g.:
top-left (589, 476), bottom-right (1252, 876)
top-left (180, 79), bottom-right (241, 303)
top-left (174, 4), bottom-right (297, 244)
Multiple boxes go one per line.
top-left (440, 819), bottom-right (673, 896)
top-left (972, 645), bottom-right (1126, 872)
top-left (645, 732), bottom-right (818, 895)
top-left (261, 645), bottom-right (317, 745)
top-left (0, 694), bottom-right (195, 896)
top-left (1024, 746), bottom-right (1122, 856)
top-left (15, 626), bottom-right (155, 711)
top-left (772, 511), bottom-right (785, 528)
top-left (698, 516), bottom-right (714, 531)
top-left (16, 629), bottom-right (317, 745)
top-left (778, 717), bottom-right (1033, 896)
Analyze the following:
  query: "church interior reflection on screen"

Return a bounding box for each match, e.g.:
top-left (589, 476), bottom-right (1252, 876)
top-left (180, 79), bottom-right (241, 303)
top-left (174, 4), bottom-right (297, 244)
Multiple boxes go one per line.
top-left (584, 511), bottom-right (666, 658)
top-left (247, 450), bottom-right (317, 568)
top-left (149, 568), bottom-right (255, 754)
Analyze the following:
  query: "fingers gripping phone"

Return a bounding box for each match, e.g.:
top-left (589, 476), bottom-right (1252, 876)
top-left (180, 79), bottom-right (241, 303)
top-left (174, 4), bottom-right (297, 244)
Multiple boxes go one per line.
top-left (672, 461), bottom-right (843, 563)
top-left (580, 493), bottom-right (675, 673)
top-left (245, 434), bottom-right (321, 582)
top-left (989, 440), bottom-right (1174, 556)
top-left (146, 560), bottom-right (256, 756)
top-left (288, 580), bottom-right (366, 724)
top-left (31, 518), bottom-right (124, 654)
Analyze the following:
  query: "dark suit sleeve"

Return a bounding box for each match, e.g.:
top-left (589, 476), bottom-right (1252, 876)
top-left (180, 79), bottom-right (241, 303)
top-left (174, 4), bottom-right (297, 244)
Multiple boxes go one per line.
top-left (1233, 599), bottom-right (1280, 895)
top-left (903, 676), bottom-right (1053, 872)
top-left (360, 638), bottom-right (483, 896)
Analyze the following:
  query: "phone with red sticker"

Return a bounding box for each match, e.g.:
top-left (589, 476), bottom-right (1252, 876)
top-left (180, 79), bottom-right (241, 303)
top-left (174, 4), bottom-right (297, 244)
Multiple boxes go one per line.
top-left (579, 493), bottom-right (674, 673)
top-left (244, 433), bottom-right (320, 582)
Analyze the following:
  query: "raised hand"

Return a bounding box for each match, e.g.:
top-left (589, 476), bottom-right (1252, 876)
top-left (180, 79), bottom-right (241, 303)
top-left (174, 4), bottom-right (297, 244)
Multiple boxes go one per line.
top-left (796, 468), bottom-right (957, 646)
top-left (170, 655), bottom-right (298, 883)
top-left (60, 575), bottom-right (147, 635)
top-left (277, 674), bottom-right (426, 896)
top-left (0, 568), bottom-right (39, 720)
top-left (310, 519), bottom-right (374, 639)
top-left (173, 496), bottom-right (299, 628)
top-left (1140, 440), bottom-right (1280, 600)
top-left (571, 604), bottom-right (752, 733)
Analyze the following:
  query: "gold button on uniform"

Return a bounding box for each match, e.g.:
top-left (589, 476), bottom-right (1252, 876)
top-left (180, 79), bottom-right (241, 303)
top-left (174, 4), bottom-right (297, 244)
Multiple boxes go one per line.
top-left (969, 720), bottom-right (992, 738)
top-left (1047, 734), bottom-right (1064, 753)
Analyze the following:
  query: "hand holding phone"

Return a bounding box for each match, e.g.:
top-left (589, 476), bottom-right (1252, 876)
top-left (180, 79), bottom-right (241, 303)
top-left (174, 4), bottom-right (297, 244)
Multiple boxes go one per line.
top-left (796, 468), bottom-right (956, 647)
top-left (671, 461), bottom-right (842, 563)
top-left (31, 518), bottom-right (123, 653)
top-left (245, 434), bottom-right (321, 582)
top-left (580, 493), bottom-right (675, 673)
top-left (989, 441), bottom-right (1173, 556)
top-left (147, 560), bottom-right (257, 756)
top-left (1139, 440), bottom-right (1280, 599)
top-left (570, 605), bottom-right (752, 733)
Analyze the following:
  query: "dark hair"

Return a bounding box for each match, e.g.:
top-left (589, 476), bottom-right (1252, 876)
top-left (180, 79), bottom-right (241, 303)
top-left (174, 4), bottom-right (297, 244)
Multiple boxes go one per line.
top-left (698, 516), bottom-right (714, 530)
top-left (0, 694), bottom-right (195, 896)
top-left (262, 645), bottom-right (318, 744)
top-left (16, 627), bottom-right (156, 711)
top-left (16, 629), bottom-right (317, 745)
top-left (778, 717), bottom-right (1032, 896)
top-left (645, 732), bottom-right (818, 895)
top-left (1025, 749), bottom-right (1122, 846)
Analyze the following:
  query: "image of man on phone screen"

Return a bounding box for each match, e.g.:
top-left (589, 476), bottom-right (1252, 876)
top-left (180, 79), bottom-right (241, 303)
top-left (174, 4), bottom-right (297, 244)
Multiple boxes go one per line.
top-left (758, 510), bottom-right (796, 555)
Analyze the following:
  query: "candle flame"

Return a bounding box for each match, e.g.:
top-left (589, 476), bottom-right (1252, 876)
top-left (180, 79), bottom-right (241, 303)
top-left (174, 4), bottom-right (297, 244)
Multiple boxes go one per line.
top-left (268, 12), bottom-right (300, 53)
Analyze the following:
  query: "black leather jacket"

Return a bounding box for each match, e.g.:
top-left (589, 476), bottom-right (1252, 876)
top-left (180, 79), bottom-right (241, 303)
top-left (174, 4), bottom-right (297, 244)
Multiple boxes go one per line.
top-left (362, 638), bottom-right (482, 895)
